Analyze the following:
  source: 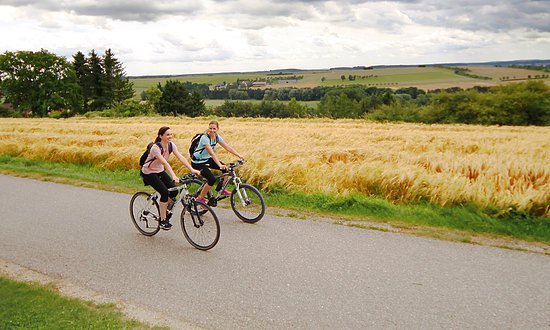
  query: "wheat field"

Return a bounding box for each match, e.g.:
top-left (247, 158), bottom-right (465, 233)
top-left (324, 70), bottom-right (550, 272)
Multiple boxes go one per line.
top-left (0, 117), bottom-right (548, 216)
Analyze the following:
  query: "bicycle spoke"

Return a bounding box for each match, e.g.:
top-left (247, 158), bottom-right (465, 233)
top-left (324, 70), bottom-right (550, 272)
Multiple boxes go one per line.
top-left (230, 184), bottom-right (265, 223)
top-left (180, 200), bottom-right (220, 250)
top-left (130, 192), bottom-right (160, 236)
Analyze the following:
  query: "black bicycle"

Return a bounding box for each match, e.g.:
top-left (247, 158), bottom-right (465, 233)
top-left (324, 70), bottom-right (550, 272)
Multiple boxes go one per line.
top-left (183, 160), bottom-right (266, 223)
top-left (129, 177), bottom-right (220, 250)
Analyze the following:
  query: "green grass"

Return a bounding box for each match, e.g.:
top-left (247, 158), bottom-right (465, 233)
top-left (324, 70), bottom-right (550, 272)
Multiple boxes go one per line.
top-left (0, 276), bottom-right (159, 329)
top-left (0, 155), bottom-right (139, 194)
top-left (1, 155), bottom-right (548, 244)
top-left (267, 191), bottom-right (550, 243)
top-left (322, 69), bottom-right (466, 86)
top-left (131, 72), bottom-right (274, 97)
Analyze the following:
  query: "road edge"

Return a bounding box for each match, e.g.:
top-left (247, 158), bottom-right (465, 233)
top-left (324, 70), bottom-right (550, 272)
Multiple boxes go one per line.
top-left (0, 258), bottom-right (205, 330)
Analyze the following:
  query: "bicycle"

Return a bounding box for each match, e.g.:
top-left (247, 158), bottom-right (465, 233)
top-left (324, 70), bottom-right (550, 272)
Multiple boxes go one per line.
top-left (129, 177), bottom-right (220, 250)
top-left (183, 160), bottom-right (266, 223)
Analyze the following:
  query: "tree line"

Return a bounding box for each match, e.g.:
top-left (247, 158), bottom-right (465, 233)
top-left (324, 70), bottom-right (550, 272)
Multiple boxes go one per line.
top-left (1, 50), bottom-right (548, 125)
top-left (139, 81), bottom-right (549, 125)
top-left (205, 81), bottom-right (549, 125)
top-left (0, 49), bottom-right (135, 117)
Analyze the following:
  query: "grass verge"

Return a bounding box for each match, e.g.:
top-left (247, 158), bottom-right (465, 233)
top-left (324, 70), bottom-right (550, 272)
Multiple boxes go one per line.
top-left (0, 276), bottom-right (159, 329)
top-left (1, 155), bottom-right (548, 245)
top-left (268, 191), bottom-right (550, 243)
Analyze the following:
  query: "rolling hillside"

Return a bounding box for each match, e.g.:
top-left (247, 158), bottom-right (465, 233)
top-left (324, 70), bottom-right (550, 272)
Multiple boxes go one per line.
top-left (130, 60), bottom-right (549, 97)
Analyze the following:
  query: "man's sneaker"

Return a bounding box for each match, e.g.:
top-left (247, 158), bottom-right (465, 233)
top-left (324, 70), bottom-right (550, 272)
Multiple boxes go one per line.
top-left (220, 189), bottom-right (232, 197)
top-left (159, 220), bottom-right (172, 230)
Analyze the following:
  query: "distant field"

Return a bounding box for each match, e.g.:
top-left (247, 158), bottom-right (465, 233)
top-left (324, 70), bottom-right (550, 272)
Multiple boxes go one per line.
top-left (464, 66), bottom-right (549, 80)
top-left (204, 99), bottom-right (319, 108)
top-left (130, 66), bottom-right (549, 97)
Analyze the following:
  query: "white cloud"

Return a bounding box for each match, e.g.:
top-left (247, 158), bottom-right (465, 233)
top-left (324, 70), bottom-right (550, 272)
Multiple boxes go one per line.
top-left (0, 0), bottom-right (549, 75)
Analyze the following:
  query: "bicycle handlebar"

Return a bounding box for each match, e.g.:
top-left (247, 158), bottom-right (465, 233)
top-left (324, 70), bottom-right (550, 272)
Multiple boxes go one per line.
top-left (178, 159), bottom-right (245, 182)
top-left (180, 173), bottom-right (199, 182)
top-left (228, 159), bottom-right (245, 169)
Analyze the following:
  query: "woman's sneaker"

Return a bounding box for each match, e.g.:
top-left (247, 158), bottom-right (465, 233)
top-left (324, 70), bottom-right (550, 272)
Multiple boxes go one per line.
top-left (194, 197), bottom-right (208, 213)
top-left (159, 220), bottom-right (172, 230)
top-left (220, 189), bottom-right (232, 197)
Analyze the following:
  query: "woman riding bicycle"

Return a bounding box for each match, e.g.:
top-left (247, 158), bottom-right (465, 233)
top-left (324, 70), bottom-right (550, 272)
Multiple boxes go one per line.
top-left (191, 120), bottom-right (244, 205)
top-left (141, 126), bottom-right (200, 230)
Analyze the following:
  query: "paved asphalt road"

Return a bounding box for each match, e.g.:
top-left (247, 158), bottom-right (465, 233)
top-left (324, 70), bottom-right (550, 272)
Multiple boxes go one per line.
top-left (0, 174), bottom-right (549, 329)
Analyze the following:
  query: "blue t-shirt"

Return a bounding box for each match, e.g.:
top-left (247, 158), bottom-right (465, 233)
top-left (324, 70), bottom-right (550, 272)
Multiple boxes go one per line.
top-left (192, 133), bottom-right (224, 163)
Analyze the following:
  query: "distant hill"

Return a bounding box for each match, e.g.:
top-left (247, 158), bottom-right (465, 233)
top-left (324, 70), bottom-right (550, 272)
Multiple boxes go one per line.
top-left (332, 59), bottom-right (550, 70)
top-left (129, 61), bottom-right (550, 97)
top-left (129, 59), bottom-right (549, 79)
top-left (429, 59), bottom-right (550, 67)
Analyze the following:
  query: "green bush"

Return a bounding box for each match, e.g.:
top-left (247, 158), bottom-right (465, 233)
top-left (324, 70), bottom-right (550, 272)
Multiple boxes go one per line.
top-left (84, 99), bottom-right (152, 118)
top-left (367, 103), bottom-right (420, 122)
top-left (0, 104), bottom-right (22, 117)
top-left (158, 80), bottom-right (205, 117)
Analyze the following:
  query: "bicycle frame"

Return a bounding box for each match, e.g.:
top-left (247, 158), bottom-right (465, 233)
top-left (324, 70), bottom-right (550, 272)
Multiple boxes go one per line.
top-left (198, 161), bottom-right (252, 207)
top-left (182, 159), bottom-right (265, 223)
top-left (215, 169), bottom-right (242, 199)
top-left (148, 181), bottom-right (205, 227)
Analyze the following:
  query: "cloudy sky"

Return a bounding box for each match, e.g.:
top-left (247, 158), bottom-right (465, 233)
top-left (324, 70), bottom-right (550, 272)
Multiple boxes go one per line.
top-left (0, 0), bottom-right (548, 76)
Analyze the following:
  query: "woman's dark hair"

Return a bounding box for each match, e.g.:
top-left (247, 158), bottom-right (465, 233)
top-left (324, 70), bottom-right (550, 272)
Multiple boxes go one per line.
top-left (155, 126), bottom-right (170, 143)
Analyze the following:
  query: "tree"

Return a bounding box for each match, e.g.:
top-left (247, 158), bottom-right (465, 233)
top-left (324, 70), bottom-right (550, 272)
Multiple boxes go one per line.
top-left (75, 49), bottom-right (134, 112)
top-left (157, 80), bottom-right (205, 117)
top-left (287, 98), bottom-right (307, 118)
top-left (492, 81), bottom-right (550, 125)
top-left (73, 51), bottom-right (92, 113)
top-left (87, 50), bottom-right (105, 111)
top-left (228, 89), bottom-right (248, 100)
top-left (0, 49), bottom-right (82, 116)
top-left (318, 92), bottom-right (361, 118)
top-left (102, 49), bottom-right (134, 105)
top-left (144, 86), bottom-right (162, 111)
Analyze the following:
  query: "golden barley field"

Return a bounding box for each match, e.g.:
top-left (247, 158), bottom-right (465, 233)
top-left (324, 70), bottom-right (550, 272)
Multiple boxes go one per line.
top-left (0, 117), bottom-right (548, 216)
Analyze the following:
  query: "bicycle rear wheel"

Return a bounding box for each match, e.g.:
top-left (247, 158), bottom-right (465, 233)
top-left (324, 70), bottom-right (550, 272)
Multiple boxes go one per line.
top-left (180, 200), bottom-right (220, 250)
top-left (230, 184), bottom-right (265, 223)
top-left (130, 192), bottom-right (160, 236)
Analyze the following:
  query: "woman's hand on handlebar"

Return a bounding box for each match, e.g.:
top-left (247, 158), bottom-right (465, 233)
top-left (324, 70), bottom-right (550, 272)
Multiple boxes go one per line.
top-left (173, 177), bottom-right (180, 184)
top-left (191, 169), bottom-right (201, 176)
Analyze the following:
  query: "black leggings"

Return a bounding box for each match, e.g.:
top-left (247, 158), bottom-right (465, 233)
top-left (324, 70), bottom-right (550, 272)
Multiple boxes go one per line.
top-left (192, 159), bottom-right (227, 186)
top-left (141, 171), bottom-right (177, 202)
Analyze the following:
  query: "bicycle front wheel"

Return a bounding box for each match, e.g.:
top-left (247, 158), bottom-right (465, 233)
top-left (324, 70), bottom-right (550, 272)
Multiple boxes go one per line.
top-left (180, 200), bottom-right (220, 250)
top-left (130, 192), bottom-right (160, 236)
top-left (230, 184), bottom-right (265, 223)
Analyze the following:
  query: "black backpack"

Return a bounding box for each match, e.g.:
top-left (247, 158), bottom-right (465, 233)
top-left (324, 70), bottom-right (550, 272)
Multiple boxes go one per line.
top-left (189, 133), bottom-right (219, 160)
top-left (189, 133), bottom-right (204, 158)
top-left (139, 141), bottom-right (173, 168)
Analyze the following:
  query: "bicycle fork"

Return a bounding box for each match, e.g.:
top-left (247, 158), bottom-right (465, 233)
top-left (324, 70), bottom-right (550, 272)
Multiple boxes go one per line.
top-left (232, 177), bottom-right (251, 207)
top-left (187, 197), bottom-right (205, 228)
top-left (140, 194), bottom-right (160, 227)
